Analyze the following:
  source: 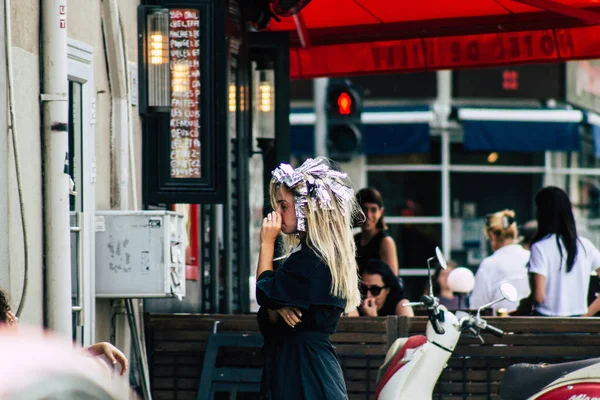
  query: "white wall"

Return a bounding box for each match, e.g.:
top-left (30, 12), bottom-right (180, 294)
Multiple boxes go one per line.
top-left (1, 0), bottom-right (142, 341)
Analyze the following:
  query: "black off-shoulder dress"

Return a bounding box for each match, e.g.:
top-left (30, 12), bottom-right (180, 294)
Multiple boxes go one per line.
top-left (255, 243), bottom-right (348, 400)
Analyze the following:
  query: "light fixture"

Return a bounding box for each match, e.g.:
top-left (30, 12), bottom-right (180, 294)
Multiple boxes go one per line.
top-left (259, 82), bottom-right (272, 112)
top-left (229, 84), bottom-right (236, 112)
top-left (146, 9), bottom-right (170, 107)
top-left (487, 152), bottom-right (499, 163)
top-left (150, 33), bottom-right (166, 65)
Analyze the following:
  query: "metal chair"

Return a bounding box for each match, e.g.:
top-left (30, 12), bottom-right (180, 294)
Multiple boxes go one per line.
top-left (197, 323), bottom-right (264, 400)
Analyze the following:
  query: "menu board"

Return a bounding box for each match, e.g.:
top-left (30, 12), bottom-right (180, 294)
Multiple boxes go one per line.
top-left (169, 9), bottom-right (201, 179)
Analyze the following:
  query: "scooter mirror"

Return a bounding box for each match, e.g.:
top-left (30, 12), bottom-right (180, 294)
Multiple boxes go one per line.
top-left (500, 282), bottom-right (519, 302)
top-left (435, 247), bottom-right (447, 270)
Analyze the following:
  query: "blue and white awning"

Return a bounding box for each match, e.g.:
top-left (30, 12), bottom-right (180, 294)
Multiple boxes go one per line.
top-left (458, 108), bottom-right (584, 152)
top-left (290, 106), bottom-right (434, 156)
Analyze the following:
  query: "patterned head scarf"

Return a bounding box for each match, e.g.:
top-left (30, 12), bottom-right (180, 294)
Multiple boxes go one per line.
top-left (271, 157), bottom-right (354, 231)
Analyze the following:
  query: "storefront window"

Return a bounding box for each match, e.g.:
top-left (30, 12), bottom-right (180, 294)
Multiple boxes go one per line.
top-left (367, 138), bottom-right (441, 166)
top-left (388, 223), bottom-right (441, 270)
top-left (368, 171), bottom-right (441, 217)
top-left (450, 143), bottom-right (544, 166)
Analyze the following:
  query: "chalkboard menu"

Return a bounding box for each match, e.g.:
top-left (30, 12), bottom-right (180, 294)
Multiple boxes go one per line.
top-left (141, 1), bottom-right (241, 204)
top-left (169, 9), bottom-right (201, 179)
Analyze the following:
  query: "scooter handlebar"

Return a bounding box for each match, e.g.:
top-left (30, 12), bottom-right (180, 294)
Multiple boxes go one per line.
top-left (483, 324), bottom-right (504, 338)
top-left (402, 302), bottom-right (424, 307)
top-left (460, 315), bottom-right (504, 338)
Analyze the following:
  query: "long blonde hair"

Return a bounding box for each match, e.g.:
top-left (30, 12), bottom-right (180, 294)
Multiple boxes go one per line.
top-left (269, 164), bottom-right (361, 313)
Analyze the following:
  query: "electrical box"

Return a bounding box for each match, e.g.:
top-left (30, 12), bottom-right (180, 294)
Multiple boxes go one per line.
top-left (95, 211), bottom-right (186, 298)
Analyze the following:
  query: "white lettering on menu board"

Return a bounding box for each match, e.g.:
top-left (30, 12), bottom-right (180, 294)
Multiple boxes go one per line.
top-left (169, 9), bottom-right (201, 179)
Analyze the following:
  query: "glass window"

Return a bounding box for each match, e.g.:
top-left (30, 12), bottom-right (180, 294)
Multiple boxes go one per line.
top-left (450, 143), bottom-right (545, 166)
top-left (387, 223), bottom-right (441, 270)
top-left (367, 137), bottom-right (441, 165)
top-left (450, 172), bottom-right (540, 220)
top-left (367, 171), bottom-right (441, 217)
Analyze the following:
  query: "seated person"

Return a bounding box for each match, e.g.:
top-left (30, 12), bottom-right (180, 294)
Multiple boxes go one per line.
top-left (426, 260), bottom-right (467, 310)
top-left (347, 259), bottom-right (414, 317)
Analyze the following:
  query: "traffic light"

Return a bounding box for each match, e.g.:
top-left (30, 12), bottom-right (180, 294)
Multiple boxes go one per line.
top-left (326, 79), bottom-right (363, 161)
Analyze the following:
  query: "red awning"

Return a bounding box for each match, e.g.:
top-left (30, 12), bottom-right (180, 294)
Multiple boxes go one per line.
top-left (265, 0), bottom-right (600, 79)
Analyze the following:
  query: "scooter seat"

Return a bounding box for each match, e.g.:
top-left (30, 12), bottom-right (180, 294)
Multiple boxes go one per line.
top-left (500, 357), bottom-right (600, 400)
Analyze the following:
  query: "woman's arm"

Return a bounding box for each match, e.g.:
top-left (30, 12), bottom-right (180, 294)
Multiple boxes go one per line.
top-left (585, 296), bottom-right (600, 317)
top-left (345, 308), bottom-right (359, 317)
top-left (256, 212), bottom-right (281, 280)
top-left (396, 300), bottom-right (414, 317)
top-left (531, 273), bottom-right (546, 305)
top-left (585, 268), bottom-right (600, 317)
top-left (380, 236), bottom-right (399, 276)
top-left (510, 272), bottom-right (536, 316)
top-left (257, 242), bottom-right (275, 280)
top-left (85, 342), bottom-right (128, 375)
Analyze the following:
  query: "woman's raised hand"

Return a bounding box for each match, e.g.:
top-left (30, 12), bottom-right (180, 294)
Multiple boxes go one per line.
top-left (261, 212), bottom-right (281, 246)
top-left (361, 298), bottom-right (378, 317)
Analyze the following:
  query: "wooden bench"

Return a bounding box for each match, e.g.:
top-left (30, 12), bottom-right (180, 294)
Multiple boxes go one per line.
top-left (145, 314), bottom-right (600, 400)
top-left (145, 314), bottom-right (399, 400)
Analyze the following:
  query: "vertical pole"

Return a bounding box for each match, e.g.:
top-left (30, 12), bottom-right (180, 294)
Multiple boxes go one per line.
top-left (210, 205), bottom-right (219, 313)
top-left (436, 70), bottom-right (452, 258)
top-left (42, 0), bottom-right (72, 337)
top-left (314, 78), bottom-right (328, 157)
top-left (544, 151), bottom-right (552, 187)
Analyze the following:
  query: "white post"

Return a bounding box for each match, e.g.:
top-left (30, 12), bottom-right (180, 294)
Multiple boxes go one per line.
top-left (436, 70), bottom-right (452, 257)
top-left (313, 78), bottom-right (328, 157)
top-left (544, 151), bottom-right (552, 187)
top-left (41, 0), bottom-right (72, 337)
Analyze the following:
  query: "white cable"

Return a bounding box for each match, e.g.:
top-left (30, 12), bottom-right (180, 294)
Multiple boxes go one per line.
top-left (5, 0), bottom-right (30, 318)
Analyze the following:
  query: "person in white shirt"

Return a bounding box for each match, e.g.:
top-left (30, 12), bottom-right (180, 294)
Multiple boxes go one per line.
top-left (470, 209), bottom-right (531, 314)
top-left (523, 186), bottom-right (600, 317)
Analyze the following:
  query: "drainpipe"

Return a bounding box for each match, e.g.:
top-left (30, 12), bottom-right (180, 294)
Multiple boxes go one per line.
top-left (101, 0), bottom-right (129, 210)
top-left (41, 0), bottom-right (72, 337)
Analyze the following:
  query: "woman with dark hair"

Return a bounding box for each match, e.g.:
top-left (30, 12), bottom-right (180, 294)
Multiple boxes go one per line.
top-left (347, 259), bottom-right (413, 317)
top-left (525, 186), bottom-right (600, 316)
top-left (355, 188), bottom-right (399, 276)
top-left (428, 261), bottom-right (465, 310)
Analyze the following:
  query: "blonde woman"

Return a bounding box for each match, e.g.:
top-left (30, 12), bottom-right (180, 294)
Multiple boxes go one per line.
top-left (470, 210), bottom-right (531, 314)
top-left (256, 157), bottom-right (360, 400)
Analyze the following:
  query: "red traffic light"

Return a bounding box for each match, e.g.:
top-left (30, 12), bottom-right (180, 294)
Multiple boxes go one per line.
top-left (337, 92), bottom-right (352, 115)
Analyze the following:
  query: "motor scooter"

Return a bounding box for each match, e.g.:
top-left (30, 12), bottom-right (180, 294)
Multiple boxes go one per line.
top-left (375, 247), bottom-right (600, 400)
